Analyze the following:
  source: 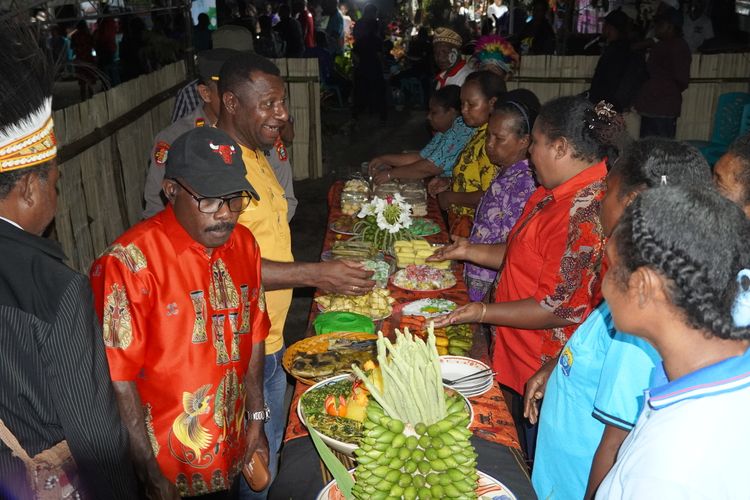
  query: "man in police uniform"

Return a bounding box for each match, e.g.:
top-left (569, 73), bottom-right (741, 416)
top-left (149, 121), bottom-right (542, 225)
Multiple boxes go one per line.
top-left (145, 49), bottom-right (298, 221)
top-left (143, 49), bottom-right (239, 218)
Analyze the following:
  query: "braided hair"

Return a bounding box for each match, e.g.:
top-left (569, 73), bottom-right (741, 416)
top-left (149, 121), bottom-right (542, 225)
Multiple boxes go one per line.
top-left (613, 186), bottom-right (750, 340)
top-left (536, 96), bottom-right (628, 165)
top-left (611, 138), bottom-right (711, 198)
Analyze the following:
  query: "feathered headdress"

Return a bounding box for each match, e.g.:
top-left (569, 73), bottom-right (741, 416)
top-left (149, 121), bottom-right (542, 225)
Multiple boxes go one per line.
top-left (472, 34), bottom-right (520, 75)
top-left (0, 20), bottom-right (56, 173)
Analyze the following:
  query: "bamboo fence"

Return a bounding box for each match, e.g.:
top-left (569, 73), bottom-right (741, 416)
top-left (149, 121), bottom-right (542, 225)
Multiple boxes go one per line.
top-left (53, 62), bottom-right (185, 272)
top-left (508, 53), bottom-right (750, 140)
top-left (272, 57), bottom-right (324, 179)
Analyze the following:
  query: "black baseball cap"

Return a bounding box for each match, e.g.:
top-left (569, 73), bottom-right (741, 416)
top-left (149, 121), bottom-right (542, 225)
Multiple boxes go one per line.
top-left (165, 127), bottom-right (259, 200)
top-left (197, 48), bottom-right (242, 83)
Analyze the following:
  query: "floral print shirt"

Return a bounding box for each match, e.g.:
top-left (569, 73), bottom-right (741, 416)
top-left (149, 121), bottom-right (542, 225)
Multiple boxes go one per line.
top-left (449, 124), bottom-right (499, 217)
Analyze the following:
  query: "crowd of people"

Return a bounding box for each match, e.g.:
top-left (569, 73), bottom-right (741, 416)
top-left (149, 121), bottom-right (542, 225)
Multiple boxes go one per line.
top-left (1, 0), bottom-right (750, 499)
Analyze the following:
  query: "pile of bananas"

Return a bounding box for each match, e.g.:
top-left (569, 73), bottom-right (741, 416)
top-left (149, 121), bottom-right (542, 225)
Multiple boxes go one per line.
top-left (352, 398), bottom-right (479, 499)
top-left (393, 240), bottom-right (450, 270)
top-left (315, 288), bottom-right (395, 319)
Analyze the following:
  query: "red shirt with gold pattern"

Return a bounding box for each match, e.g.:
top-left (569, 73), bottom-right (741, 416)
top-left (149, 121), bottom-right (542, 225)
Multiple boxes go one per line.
top-left (492, 161), bottom-right (607, 394)
top-left (89, 206), bottom-right (270, 496)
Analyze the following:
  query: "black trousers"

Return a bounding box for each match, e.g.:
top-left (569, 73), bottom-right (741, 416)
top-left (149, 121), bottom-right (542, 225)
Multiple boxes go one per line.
top-left (640, 115), bottom-right (677, 139)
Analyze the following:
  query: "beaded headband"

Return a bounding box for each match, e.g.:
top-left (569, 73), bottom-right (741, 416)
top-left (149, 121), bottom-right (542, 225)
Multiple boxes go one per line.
top-left (0, 98), bottom-right (57, 173)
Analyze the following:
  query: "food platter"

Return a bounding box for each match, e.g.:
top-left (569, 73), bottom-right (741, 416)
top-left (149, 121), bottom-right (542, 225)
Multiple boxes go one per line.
top-left (315, 470), bottom-right (517, 500)
top-left (391, 265), bottom-right (456, 292)
top-left (298, 374), bottom-right (474, 457)
top-left (283, 333), bottom-right (379, 385)
top-left (407, 218), bottom-right (441, 237)
top-left (314, 289), bottom-right (394, 320)
top-left (329, 216), bottom-right (358, 235)
top-left (401, 298), bottom-right (457, 318)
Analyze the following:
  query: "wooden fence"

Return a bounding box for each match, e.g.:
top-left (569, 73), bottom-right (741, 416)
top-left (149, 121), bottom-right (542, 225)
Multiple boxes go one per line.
top-left (53, 62), bottom-right (185, 273)
top-left (508, 53), bottom-right (750, 140)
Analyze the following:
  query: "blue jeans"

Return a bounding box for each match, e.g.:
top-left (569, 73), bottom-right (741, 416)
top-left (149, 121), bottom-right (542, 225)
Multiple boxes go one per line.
top-left (239, 347), bottom-right (288, 499)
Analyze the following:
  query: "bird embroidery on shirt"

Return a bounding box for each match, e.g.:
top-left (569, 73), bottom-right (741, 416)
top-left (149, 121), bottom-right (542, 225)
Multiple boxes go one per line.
top-left (172, 384), bottom-right (214, 462)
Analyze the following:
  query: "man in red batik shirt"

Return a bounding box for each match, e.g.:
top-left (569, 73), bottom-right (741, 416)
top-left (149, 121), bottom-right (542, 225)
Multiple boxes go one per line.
top-left (90, 127), bottom-right (270, 499)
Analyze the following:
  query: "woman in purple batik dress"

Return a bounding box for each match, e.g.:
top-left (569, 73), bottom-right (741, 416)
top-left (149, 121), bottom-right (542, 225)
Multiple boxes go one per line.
top-left (464, 90), bottom-right (539, 301)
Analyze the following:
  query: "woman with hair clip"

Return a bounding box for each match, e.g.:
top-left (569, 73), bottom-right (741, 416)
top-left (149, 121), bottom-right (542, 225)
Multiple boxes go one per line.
top-left (427, 70), bottom-right (507, 237)
top-left (432, 96), bottom-right (626, 458)
top-left (463, 89), bottom-right (539, 302)
top-left (524, 139), bottom-right (711, 500)
top-left (595, 186), bottom-right (750, 498)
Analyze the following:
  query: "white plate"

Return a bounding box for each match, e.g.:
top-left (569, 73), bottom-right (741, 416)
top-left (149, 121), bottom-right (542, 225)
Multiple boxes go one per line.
top-left (448, 376), bottom-right (494, 391)
top-left (316, 469), bottom-right (517, 500)
top-left (401, 298), bottom-right (457, 318)
top-left (456, 380), bottom-right (495, 398)
top-left (440, 356), bottom-right (491, 381)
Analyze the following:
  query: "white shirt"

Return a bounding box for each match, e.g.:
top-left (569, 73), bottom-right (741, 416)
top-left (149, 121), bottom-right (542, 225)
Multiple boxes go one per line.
top-left (683, 15), bottom-right (714, 52)
top-left (487, 3), bottom-right (508, 21)
top-left (597, 349), bottom-right (750, 499)
top-left (0, 216), bottom-right (23, 231)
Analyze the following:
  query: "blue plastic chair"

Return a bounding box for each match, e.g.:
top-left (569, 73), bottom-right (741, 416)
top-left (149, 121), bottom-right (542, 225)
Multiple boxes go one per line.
top-left (740, 103), bottom-right (750, 137)
top-left (688, 92), bottom-right (750, 166)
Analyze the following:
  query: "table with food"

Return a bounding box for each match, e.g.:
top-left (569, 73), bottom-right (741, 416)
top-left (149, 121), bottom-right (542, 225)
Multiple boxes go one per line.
top-left (271, 179), bottom-right (535, 500)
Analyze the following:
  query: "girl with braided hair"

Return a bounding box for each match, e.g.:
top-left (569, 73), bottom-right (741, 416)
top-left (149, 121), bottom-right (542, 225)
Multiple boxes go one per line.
top-left (433, 95), bottom-right (628, 458)
top-left (525, 138), bottom-right (711, 499)
top-left (596, 186), bottom-right (750, 498)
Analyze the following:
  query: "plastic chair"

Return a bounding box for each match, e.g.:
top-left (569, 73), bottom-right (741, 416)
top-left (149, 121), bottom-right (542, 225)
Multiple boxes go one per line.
top-left (740, 103), bottom-right (750, 137)
top-left (687, 92), bottom-right (750, 166)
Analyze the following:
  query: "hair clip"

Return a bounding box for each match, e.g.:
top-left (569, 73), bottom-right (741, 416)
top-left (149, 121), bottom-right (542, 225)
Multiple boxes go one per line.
top-left (660, 175), bottom-right (668, 186)
top-left (732, 269), bottom-right (750, 328)
top-left (594, 101), bottom-right (616, 119)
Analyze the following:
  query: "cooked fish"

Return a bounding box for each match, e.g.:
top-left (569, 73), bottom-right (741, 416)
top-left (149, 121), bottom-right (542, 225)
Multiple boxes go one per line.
top-left (291, 339), bottom-right (377, 381)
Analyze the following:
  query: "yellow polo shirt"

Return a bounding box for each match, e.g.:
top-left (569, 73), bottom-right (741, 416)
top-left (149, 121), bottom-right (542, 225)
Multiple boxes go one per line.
top-left (238, 145), bottom-right (294, 354)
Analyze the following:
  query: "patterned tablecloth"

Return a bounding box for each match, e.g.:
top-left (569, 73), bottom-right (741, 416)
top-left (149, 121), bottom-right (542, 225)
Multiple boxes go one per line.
top-left (282, 181), bottom-right (520, 451)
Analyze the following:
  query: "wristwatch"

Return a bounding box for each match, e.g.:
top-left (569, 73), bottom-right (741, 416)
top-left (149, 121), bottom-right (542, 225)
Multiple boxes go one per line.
top-left (245, 404), bottom-right (271, 423)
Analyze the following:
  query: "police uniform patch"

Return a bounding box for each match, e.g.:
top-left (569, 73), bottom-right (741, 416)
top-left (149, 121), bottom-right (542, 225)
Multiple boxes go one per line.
top-left (195, 117), bottom-right (206, 128)
top-left (154, 141), bottom-right (170, 167)
top-left (276, 141), bottom-right (288, 162)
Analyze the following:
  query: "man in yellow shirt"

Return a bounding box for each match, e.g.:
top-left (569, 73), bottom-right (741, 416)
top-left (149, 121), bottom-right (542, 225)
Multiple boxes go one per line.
top-left (215, 53), bottom-right (374, 499)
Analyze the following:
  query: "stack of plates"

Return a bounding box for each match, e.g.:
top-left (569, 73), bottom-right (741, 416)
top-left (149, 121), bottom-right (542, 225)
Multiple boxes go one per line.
top-left (439, 356), bottom-right (494, 398)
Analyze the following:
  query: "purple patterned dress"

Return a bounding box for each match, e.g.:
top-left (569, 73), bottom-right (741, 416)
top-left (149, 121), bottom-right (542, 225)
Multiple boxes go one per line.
top-left (465, 158), bottom-right (536, 302)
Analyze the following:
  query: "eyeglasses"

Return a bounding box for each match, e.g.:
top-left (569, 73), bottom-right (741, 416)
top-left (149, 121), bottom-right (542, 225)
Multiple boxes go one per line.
top-left (171, 178), bottom-right (253, 214)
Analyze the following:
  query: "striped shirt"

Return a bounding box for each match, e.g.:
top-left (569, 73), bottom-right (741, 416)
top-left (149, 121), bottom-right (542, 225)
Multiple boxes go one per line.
top-left (171, 79), bottom-right (201, 123)
top-left (0, 219), bottom-right (137, 499)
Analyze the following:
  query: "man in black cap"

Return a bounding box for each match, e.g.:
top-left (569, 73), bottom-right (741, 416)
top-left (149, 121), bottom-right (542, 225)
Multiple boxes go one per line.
top-left (143, 49), bottom-right (240, 218)
top-left (91, 127), bottom-right (271, 499)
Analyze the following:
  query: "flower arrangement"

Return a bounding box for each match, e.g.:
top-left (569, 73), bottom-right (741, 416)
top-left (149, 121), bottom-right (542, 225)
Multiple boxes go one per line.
top-left (353, 194), bottom-right (415, 251)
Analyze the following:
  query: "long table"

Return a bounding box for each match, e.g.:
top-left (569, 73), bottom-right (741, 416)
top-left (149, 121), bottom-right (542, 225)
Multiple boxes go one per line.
top-left (268, 181), bottom-right (536, 500)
